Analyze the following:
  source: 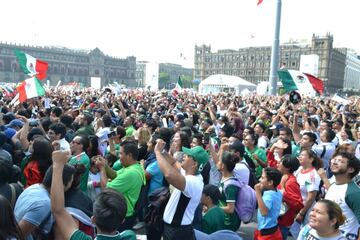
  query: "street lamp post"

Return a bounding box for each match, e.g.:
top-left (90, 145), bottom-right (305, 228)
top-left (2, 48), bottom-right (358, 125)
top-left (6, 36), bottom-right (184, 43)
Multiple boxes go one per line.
top-left (268, 0), bottom-right (282, 96)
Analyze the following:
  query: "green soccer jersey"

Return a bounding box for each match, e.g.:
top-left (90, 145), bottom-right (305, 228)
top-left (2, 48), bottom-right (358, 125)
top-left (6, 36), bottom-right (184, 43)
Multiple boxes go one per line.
top-left (68, 152), bottom-right (90, 192)
top-left (106, 163), bottom-right (145, 217)
top-left (202, 206), bottom-right (225, 234)
top-left (219, 181), bottom-right (241, 231)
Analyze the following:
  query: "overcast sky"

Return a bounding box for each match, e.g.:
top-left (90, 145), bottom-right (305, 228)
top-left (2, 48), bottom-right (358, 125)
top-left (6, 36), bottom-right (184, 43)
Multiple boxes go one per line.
top-left (1, 0), bottom-right (359, 68)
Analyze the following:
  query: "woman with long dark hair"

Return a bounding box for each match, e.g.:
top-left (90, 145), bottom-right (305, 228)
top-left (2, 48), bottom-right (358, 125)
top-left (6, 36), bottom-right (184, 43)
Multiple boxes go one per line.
top-left (87, 135), bottom-right (100, 159)
top-left (0, 195), bottom-right (24, 240)
top-left (22, 136), bottom-right (53, 188)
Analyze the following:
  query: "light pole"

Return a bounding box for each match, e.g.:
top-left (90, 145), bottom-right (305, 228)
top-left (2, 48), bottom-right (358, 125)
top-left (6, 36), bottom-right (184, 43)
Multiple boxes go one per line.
top-left (268, 0), bottom-right (282, 95)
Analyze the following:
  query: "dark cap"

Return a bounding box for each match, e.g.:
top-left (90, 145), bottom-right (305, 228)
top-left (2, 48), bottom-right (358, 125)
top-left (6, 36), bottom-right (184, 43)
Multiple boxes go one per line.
top-left (269, 122), bottom-right (284, 130)
top-left (203, 184), bottom-right (221, 204)
top-left (96, 108), bottom-right (106, 116)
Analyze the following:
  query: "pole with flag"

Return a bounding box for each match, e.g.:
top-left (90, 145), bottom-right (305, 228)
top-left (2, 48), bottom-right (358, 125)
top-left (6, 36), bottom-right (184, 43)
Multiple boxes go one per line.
top-left (172, 76), bottom-right (183, 97)
top-left (268, 0), bottom-right (282, 95)
top-left (15, 50), bottom-right (48, 80)
top-left (16, 76), bottom-right (46, 102)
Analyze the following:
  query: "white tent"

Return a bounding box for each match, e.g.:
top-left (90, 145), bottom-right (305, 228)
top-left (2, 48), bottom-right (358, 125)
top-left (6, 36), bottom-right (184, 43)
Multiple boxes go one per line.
top-left (198, 74), bottom-right (256, 95)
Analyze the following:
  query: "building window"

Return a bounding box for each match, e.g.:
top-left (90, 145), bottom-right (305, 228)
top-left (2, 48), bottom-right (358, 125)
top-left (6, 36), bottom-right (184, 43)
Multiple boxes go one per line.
top-left (95, 69), bottom-right (100, 75)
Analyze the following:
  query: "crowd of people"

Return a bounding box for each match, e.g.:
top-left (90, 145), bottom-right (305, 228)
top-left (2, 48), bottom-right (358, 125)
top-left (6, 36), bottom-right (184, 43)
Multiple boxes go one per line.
top-left (0, 87), bottom-right (359, 240)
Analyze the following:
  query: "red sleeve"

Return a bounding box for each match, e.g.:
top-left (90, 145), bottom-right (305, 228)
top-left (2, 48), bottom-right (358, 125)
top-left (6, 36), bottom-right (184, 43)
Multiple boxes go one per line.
top-left (266, 150), bottom-right (277, 168)
top-left (283, 176), bottom-right (303, 211)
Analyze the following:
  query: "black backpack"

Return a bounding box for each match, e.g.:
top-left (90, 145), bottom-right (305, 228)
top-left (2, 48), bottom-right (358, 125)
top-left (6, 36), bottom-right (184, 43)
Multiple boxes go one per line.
top-left (144, 187), bottom-right (170, 232)
top-left (239, 161), bottom-right (258, 189)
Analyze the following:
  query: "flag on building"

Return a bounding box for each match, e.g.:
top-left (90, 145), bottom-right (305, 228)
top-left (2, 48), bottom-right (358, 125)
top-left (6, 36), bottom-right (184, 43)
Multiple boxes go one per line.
top-left (172, 76), bottom-right (183, 96)
top-left (278, 69), bottom-right (324, 96)
top-left (16, 77), bottom-right (46, 102)
top-left (15, 50), bottom-right (48, 80)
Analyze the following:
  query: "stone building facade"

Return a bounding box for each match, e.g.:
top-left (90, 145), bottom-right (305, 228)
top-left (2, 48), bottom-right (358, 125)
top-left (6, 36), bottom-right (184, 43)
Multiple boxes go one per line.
top-left (194, 34), bottom-right (349, 93)
top-left (0, 43), bottom-right (136, 88)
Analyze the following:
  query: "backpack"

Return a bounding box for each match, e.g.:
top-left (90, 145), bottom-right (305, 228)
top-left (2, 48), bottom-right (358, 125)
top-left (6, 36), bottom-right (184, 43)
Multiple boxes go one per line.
top-left (223, 177), bottom-right (257, 223)
top-left (144, 187), bottom-right (170, 231)
top-left (239, 161), bottom-right (258, 189)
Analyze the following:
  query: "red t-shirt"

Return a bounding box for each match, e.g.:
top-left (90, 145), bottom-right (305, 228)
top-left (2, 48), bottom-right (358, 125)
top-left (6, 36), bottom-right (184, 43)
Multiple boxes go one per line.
top-left (23, 161), bottom-right (43, 188)
top-left (277, 174), bottom-right (304, 227)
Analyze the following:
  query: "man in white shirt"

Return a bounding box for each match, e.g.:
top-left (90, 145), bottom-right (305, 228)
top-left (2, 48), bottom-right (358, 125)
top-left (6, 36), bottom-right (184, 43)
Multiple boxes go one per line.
top-left (325, 152), bottom-right (360, 240)
top-left (154, 139), bottom-right (209, 240)
top-left (312, 129), bottom-right (336, 175)
top-left (48, 123), bottom-right (70, 151)
top-left (229, 140), bottom-right (250, 185)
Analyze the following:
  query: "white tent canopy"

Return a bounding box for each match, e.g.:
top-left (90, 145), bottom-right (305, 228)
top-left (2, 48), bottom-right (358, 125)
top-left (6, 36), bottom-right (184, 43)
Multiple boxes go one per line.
top-left (198, 74), bottom-right (256, 95)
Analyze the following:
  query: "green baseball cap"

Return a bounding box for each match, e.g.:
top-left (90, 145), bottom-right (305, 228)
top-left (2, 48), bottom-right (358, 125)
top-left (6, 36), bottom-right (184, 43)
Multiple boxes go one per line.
top-left (182, 146), bottom-right (209, 172)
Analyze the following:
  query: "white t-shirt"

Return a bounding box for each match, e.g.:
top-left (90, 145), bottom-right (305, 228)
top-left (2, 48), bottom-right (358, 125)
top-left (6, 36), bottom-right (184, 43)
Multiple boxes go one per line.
top-left (58, 138), bottom-right (70, 151)
top-left (295, 166), bottom-right (321, 203)
top-left (325, 182), bottom-right (360, 240)
top-left (295, 166), bottom-right (321, 223)
top-left (96, 127), bottom-right (111, 156)
top-left (312, 142), bottom-right (336, 169)
top-left (163, 168), bottom-right (204, 226)
top-left (233, 160), bottom-right (250, 185)
top-left (257, 135), bottom-right (268, 149)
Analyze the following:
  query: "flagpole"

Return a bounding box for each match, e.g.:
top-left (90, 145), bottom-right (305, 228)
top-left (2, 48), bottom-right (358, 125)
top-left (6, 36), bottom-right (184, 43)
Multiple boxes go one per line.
top-left (268, 0), bottom-right (282, 95)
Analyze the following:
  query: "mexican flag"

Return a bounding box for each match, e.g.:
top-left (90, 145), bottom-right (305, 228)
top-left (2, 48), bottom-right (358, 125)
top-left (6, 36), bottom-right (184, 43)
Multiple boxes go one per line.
top-left (15, 50), bottom-right (48, 80)
top-left (172, 76), bottom-right (183, 96)
top-left (278, 69), bottom-right (324, 97)
top-left (16, 77), bottom-right (46, 102)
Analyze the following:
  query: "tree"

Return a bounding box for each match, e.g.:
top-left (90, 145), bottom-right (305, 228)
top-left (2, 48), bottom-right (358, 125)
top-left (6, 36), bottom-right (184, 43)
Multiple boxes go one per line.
top-left (159, 72), bottom-right (170, 89)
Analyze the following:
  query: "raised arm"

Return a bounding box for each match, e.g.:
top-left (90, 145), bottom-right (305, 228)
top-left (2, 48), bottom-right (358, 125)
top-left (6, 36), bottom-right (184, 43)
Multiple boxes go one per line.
top-left (51, 150), bottom-right (78, 239)
top-left (154, 139), bottom-right (186, 191)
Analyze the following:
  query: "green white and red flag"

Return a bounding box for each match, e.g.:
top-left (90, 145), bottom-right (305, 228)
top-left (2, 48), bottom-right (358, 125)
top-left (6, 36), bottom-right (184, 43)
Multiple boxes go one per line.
top-left (16, 76), bottom-right (46, 102)
top-left (15, 50), bottom-right (48, 80)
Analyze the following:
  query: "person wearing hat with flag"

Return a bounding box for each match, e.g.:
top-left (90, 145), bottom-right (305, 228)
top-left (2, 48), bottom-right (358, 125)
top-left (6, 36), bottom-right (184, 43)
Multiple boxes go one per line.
top-left (154, 139), bottom-right (209, 240)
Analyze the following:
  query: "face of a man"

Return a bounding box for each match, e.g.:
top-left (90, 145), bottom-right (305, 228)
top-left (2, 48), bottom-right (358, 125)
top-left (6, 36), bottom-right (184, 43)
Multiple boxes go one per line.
top-left (181, 154), bottom-right (196, 172)
top-left (330, 156), bottom-right (349, 176)
top-left (119, 147), bottom-right (129, 167)
top-left (278, 131), bottom-right (289, 141)
top-left (70, 136), bottom-right (83, 155)
top-left (47, 129), bottom-right (59, 142)
top-left (300, 135), bottom-right (313, 148)
top-left (254, 125), bottom-right (263, 135)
